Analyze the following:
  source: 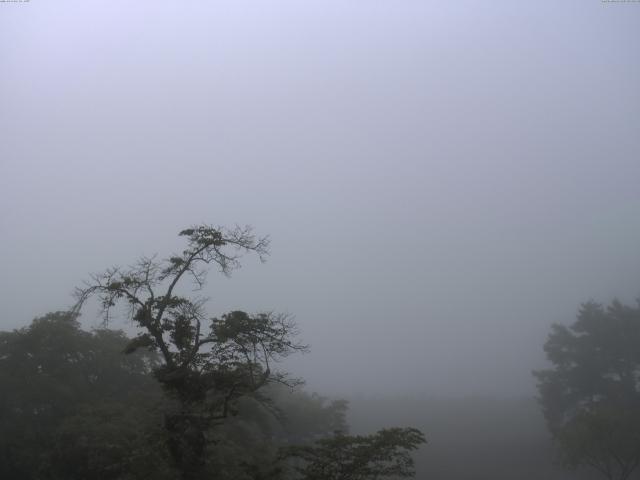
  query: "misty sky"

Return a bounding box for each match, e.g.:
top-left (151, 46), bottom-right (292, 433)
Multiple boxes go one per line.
top-left (1, 0), bottom-right (639, 397)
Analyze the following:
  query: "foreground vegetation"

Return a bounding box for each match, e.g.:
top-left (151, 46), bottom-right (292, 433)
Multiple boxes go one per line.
top-left (0, 311), bottom-right (424, 480)
top-left (1, 224), bottom-right (638, 480)
top-left (1, 224), bottom-right (425, 480)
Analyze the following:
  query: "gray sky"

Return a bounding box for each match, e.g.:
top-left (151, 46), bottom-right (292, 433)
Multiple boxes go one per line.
top-left (1, 0), bottom-right (639, 397)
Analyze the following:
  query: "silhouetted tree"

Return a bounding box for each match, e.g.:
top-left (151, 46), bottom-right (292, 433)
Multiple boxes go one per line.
top-left (73, 225), bottom-right (307, 480)
top-left (0, 312), bottom-right (364, 480)
top-left (534, 300), bottom-right (640, 480)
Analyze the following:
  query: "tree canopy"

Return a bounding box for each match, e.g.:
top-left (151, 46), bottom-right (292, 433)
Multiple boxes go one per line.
top-left (282, 428), bottom-right (426, 480)
top-left (534, 300), bottom-right (640, 480)
top-left (1, 224), bottom-right (426, 480)
top-left (0, 311), bottom-right (172, 480)
top-left (0, 312), bottom-right (423, 480)
top-left (73, 225), bottom-right (307, 479)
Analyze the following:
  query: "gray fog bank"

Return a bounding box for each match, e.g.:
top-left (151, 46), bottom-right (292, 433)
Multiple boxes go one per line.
top-left (1, 0), bottom-right (639, 397)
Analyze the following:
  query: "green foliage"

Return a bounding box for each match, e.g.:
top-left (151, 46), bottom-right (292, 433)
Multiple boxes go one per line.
top-left (0, 312), bottom-right (171, 480)
top-left (199, 384), bottom-right (351, 479)
top-left (268, 387), bottom-right (349, 443)
top-left (2, 224), bottom-right (427, 480)
top-left (50, 402), bottom-right (173, 480)
top-left (534, 300), bottom-right (640, 480)
top-left (0, 310), bottom-right (423, 480)
top-left (73, 225), bottom-right (305, 479)
top-left (282, 427), bottom-right (426, 480)
top-left (123, 332), bottom-right (155, 354)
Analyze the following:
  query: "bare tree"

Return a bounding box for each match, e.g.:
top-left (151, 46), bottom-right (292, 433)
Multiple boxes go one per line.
top-left (73, 224), bottom-right (307, 480)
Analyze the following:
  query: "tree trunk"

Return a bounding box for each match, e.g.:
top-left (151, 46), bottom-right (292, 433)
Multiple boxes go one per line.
top-left (165, 412), bottom-right (207, 480)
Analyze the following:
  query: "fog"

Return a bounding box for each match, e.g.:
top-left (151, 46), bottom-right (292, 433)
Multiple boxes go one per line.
top-left (1, 0), bottom-right (639, 403)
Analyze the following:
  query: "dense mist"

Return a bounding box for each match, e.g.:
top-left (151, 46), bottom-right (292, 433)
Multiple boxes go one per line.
top-left (1, 2), bottom-right (639, 479)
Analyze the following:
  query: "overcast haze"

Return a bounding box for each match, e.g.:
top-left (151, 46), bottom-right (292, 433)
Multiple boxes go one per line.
top-left (1, 0), bottom-right (639, 397)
